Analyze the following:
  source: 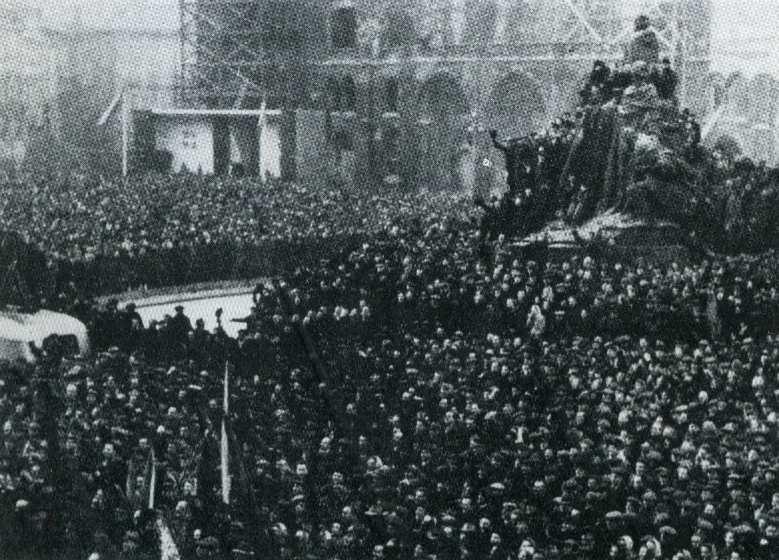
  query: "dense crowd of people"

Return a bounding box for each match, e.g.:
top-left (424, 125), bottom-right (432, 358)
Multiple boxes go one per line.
top-left (4, 13), bottom-right (779, 558)
top-left (0, 175), bottom-right (475, 298)
top-left (0, 173), bottom-right (476, 262)
top-left (4, 193), bottom-right (779, 558)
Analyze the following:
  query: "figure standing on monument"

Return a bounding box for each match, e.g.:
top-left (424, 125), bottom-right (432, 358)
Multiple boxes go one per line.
top-left (581, 60), bottom-right (611, 105)
top-left (626, 15), bottom-right (660, 66)
top-left (606, 61), bottom-right (634, 102)
top-left (489, 129), bottom-right (535, 195)
top-left (651, 57), bottom-right (679, 101)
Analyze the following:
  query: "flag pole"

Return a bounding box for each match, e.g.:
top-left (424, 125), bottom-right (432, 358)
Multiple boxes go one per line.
top-left (148, 448), bottom-right (156, 510)
top-left (121, 86), bottom-right (129, 178)
top-left (258, 92), bottom-right (267, 181)
top-left (221, 362), bottom-right (231, 505)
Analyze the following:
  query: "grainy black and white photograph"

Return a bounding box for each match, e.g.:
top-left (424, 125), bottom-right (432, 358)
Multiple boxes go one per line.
top-left (1, 1), bottom-right (779, 559)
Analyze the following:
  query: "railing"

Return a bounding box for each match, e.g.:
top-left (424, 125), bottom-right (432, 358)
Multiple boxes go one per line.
top-left (321, 41), bottom-right (620, 62)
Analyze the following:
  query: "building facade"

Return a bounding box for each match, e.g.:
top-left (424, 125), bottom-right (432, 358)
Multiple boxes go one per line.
top-left (0, 3), bottom-right (57, 176)
top-left (0, 1), bottom-right (180, 175)
top-left (6, 1), bottom-right (716, 181)
top-left (241, 0), bottom-right (713, 190)
top-left (181, 0), bottom-right (712, 188)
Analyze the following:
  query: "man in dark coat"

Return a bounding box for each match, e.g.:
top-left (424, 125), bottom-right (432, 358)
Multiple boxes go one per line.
top-left (626, 15), bottom-right (660, 65)
top-left (489, 130), bottom-right (536, 196)
top-left (94, 299), bottom-right (122, 350)
top-left (652, 58), bottom-right (678, 100)
top-left (122, 303), bottom-right (144, 330)
top-left (167, 305), bottom-right (193, 350)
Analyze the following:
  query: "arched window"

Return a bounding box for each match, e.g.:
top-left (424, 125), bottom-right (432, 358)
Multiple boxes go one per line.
top-left (420, 74), bottom-right (468, 117)
top-left (331, 6), bottom-right (357, 48)
top-left (485, 73), bottom-right (547, 139)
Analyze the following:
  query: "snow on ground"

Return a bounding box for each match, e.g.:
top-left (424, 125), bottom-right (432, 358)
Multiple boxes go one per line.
top-left (133, 291), bottom-right (256, 338)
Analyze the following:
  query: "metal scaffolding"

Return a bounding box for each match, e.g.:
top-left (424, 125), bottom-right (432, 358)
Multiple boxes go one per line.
top-left (558, 0), bottom-right (710, 62)
top-left (178, 0), bottom-right (711, 109)
top-left (178, 0), bottom-right (266, 108)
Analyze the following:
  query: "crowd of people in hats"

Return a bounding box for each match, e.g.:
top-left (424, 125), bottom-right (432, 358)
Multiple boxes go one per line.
top-left (4, 14), bottom-right (779, 557)
top-left (0, 81), bottom-right (777, 306)
top-left (3, 189), bottom-right (779, 559)
top-left (0, 173), bottom-right (475, 299)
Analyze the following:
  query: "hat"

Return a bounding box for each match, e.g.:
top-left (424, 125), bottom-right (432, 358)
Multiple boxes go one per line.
top-left (199, 536), bottom-right (220, 549)
top-left (697, 519), bottom-right (714, 531)
top-left (175, 305), bottom-right (184, 312)
top-left (659, 525), bottom-right (676, 536)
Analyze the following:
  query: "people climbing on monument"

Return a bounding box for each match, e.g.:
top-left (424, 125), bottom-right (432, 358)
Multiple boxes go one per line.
top-left (580, 60), bottom-right (611, 105)
top-left (481, 14), bottom-right (701, 236)
top-left (611, 61), bottom-right (637, 102)
top-left (589, 60), bottom-right (611, 89)
top-left (567, 183), bottom-right (594, 225)
top-left (488, 129), bottom-right (536, 196)
top-left (621, 60), bottom-right (663, 118)
top-left (652, 57), bottom-right (679, 101)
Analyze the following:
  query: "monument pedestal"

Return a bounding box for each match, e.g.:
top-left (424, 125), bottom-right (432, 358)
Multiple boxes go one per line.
top-left (518, 211), bottom-right (691, 263)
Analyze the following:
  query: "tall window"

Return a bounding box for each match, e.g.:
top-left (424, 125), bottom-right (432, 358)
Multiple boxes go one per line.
top-left (385, 79), bottom-right (399, 113)
top-left (341, 77), bottom-right (356, 111)
top-left (382, 10), bottom-right (416, 49)
top-left (463, 0), bottom-right (497, 46)
top-left (331, 7), bottom-right (357, 49)
top-left (263, 1), bottom-right (304, 50)
top-left (326, 76), bottom-right (341, 110)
